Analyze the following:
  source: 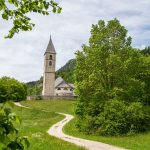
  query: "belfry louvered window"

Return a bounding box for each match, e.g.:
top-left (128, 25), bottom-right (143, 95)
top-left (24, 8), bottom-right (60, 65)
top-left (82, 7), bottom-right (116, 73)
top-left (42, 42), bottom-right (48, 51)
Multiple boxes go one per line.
top-left (50, 55), bottom-right (52, 60)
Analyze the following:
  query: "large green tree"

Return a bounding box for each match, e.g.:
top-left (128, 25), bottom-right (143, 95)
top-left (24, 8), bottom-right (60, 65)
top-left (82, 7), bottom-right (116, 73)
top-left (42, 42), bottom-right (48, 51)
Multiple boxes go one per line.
top-left (75, 19), bottom-right (150, 135)
top-left (0, 0), bottom-right (62, 38)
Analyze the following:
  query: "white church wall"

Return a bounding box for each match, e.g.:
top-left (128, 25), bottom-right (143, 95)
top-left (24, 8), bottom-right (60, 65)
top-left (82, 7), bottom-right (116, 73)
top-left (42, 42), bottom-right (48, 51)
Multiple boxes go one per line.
top-left (55, 87), bottom-right (74, 96)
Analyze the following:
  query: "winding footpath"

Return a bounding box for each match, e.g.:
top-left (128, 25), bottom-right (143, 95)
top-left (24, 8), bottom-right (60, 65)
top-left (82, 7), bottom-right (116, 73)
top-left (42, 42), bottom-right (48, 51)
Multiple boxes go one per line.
top-left (48, 112), bottom-right (124, 150)
top-left (14, 102), bottom-right (125, 150)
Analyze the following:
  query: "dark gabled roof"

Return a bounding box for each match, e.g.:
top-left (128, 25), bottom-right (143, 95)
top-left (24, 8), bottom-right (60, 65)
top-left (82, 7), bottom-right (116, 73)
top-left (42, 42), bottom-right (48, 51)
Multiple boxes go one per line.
top-left (45, 36), bottom-right (56, 54)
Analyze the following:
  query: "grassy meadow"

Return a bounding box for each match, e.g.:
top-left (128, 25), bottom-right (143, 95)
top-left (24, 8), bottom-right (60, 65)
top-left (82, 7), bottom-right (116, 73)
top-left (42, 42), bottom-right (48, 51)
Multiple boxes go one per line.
top-left (1, 100), bottom-right (149, 150)
top-left (0, 100), bottom-right (85, 150)
top-left (21, 100), bottom-right (150, 150)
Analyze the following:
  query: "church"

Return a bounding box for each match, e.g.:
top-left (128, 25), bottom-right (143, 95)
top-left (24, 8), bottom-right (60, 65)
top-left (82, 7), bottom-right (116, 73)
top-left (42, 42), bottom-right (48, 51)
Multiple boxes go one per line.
top-left (42, 36), bottom-right (75, 99)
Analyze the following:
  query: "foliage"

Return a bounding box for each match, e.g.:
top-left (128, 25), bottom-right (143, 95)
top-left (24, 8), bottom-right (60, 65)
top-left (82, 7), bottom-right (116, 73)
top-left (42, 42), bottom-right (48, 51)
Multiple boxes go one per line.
top-left (0, 0), bottom-right (62, 38)
top-left (26, 76), bottom-right (43, 96)
top-left (140, 46), bottom-right (150, 56)
top-left (137, 56), bottom-right (150, 105)
top-left (0, 77), bottom-right (27, 102)
top-left (75, 19), bottom-right (150, 136)
top-left (0, 102), bottom-right (29, 150)
top-left (76, 100), bottom-right (150, 136)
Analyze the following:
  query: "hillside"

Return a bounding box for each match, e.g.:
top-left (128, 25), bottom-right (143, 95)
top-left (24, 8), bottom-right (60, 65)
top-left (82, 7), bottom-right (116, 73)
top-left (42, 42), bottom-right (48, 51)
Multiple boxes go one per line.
top-left (56, 59), bottom-right (76, 83)
top-left (27, 59), bottom-right (76, 96)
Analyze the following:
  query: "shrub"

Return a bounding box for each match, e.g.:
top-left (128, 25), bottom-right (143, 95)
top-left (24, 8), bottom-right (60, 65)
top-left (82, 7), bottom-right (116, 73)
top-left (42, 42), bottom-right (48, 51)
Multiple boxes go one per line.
top-left (77, 100), bottom-right (150, 136)
top-left (0, 77), bottom-right (27, 102)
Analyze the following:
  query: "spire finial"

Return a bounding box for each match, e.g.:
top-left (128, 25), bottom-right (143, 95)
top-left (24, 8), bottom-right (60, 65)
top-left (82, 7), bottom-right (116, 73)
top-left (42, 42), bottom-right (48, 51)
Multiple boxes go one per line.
top-left (45, 35), bottom-right (56, 54)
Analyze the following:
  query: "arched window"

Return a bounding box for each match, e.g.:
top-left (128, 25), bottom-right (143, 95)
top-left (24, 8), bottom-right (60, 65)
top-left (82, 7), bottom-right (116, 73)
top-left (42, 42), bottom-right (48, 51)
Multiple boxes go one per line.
top-left (49, 55), bottom-right (52, 60)
top-left (49, 61), bottom-right (52, 66)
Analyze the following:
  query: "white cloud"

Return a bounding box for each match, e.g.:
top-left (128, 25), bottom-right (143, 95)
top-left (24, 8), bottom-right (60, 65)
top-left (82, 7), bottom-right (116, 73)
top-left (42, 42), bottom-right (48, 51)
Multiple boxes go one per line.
top-left (0, 0), bottom-right (150, 82)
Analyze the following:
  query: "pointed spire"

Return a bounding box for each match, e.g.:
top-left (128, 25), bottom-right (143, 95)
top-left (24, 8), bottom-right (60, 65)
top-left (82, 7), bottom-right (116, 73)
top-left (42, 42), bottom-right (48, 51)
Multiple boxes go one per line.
top-left (45, 35), bottom-right (56, 54)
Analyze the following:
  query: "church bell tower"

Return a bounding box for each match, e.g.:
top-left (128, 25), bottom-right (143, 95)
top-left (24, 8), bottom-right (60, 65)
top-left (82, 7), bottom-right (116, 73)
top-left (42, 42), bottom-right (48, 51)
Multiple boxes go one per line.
top-left (42, 36), bottom-right (56, 96)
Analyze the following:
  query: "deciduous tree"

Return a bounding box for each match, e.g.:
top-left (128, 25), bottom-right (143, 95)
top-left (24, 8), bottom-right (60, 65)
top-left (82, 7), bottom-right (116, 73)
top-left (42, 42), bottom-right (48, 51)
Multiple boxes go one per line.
top-left (75, 19), bottom-right (150, 135)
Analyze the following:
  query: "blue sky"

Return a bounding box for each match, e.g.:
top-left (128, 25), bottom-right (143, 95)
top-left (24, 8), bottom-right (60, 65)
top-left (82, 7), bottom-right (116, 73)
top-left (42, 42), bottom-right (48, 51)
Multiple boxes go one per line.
top-left (0, 0), bottom-right (150, 82)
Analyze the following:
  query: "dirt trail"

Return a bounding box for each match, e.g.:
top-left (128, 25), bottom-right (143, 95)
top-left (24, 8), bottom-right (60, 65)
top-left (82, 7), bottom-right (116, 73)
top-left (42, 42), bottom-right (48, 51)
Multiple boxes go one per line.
top-left (48, 112), bottom-right (125, 150)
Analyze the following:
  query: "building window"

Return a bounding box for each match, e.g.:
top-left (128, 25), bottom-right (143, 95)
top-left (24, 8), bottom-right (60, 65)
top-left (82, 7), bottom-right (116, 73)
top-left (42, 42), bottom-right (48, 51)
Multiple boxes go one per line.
top-left (49, 61), bottom-right (52, 66)
top-left (57, 88), bottom-right (61, 90)
top-left (70, 88), bottom-right (73, 91)
top-left (50, 55), bottom-right (52, 60)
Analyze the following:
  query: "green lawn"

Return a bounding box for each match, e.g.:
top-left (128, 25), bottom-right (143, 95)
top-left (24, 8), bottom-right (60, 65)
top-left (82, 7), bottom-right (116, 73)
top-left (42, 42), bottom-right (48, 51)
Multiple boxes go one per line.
top-left (0, 100), bottom-right (85, 150)
top-left (21, 100), bottom-right (150, 150)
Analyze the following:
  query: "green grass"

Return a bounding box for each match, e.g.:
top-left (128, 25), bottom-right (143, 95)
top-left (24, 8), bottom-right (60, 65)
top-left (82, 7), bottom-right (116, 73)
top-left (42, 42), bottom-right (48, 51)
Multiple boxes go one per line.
top-left (21, 100), bottom-right (150, 150)
top-left (21, 100), bottom-right (76, 115)
top-left (0, 100), bottom-right (85, 150)
top-left (64, 117), bottom-right (150, 150)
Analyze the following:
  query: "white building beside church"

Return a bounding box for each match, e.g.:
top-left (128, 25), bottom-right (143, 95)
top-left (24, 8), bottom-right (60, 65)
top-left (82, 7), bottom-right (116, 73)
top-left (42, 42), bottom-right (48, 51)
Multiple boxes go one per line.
top-left (55, 77), bottom-right (75, 96)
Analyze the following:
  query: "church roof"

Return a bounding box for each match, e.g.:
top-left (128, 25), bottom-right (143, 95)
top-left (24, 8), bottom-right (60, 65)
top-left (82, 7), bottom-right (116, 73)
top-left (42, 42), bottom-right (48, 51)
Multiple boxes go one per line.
top-left (55, 77), bottom-right (64, 87)
top-left (45, 36), bottom-right (56, 54)
top-left (55, 77), bottom-right (74, 88)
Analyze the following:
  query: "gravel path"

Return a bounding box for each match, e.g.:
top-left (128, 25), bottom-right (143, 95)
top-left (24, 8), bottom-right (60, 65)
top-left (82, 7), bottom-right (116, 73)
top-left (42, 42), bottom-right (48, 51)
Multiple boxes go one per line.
top-left (14, 102), bottom-right (125, 150)
top-left (14, 102), bottom-right (30, 109)
top-left (48, 112), bottom-right (125, 150)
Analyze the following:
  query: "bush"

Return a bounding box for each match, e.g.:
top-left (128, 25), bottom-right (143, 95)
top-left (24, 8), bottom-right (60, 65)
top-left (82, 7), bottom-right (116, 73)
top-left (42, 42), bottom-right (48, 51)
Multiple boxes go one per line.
top-left (0, 77), bottom-right (27, 102)
top-left (77, 100), bottom-right (150, 136)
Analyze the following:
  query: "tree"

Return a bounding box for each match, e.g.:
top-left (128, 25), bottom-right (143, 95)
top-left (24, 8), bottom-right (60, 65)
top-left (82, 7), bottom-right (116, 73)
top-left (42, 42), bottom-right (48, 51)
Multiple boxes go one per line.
top-left (0, 0), bottom-right (62, 38)
top-left (140, 46), bottom-right (150, 56)
top-left (75, 19), bottom-right (150, 135)
top-left (0, 77), bottom-right (27, 103)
